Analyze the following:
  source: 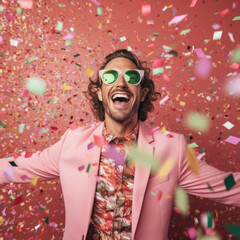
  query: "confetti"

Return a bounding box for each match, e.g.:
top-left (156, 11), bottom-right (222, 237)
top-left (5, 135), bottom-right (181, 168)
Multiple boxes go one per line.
top-left (97, 7), bottom-right (103, 15)
top-left (222, 121), bottom-right (234, 130)
top-left (127, 146), bottom-right (160, 173)
top-left (26, 77), bottom-right (47, 95)
top-left (30, 175), bottom-right (38, 186)
top-left (86, 164), bottom-right (91, 173)
top-left (224, 173), bottom-right (236, 191)
top-left (107, 144), bottom-right (125, 166)
top-left (62, 84), bottom-right (73, 90)
top-left (120, 36), bottom-right (127, 42)
top-left (157, 190), bottom-right (162, 200)
top-left (9, 161), bottom-right (18, 167)
top-left (195, 58), bottom-right (212, 79)
top-left (93, 134), bottom-right (105, 148)
top-left (232, 16), bottom-right (240, 21)
top-left (55, 21), bottom-right (63, 31)
top-left (224, 136), bottom-right (240, 145)
top-left (225, 224), bottom-right (240, 237)
top-left (168, 14), bottom-right (188, 25)
top-left (85, 68), bottom-right (95, 77)
top-left (157, 158), bottom-right (174, 179)
top-left (213, 31), bottom-right (223, 40)
top-left (4, 167), bottom-right (14, 181)
top-left (141, 3), bottom-right (151, 17)
top-left (10, 39), bottom-right (18, 47)
top-left (190, 0), bottom-right (198, 7)
top-left (19, 0), bottom-right (33, 9)
top-left (184, 112), bottom-right (210, 133)
top-left (78, 165), bottom-right (85, 171)
top-left (159, 95), bottom-right (169, 105)
top-left (174, 186), bottom-right (189, 215)
top-left (194, 48), bottom-right (206, 58)
top-left (91, 0), bottom-right (101, 6)
top-left (186, 147), bottom-right (200, 176)
top-left (19, 123), bottom-right (25, 133)
top-left (187, 227), bottom-right (197, 239)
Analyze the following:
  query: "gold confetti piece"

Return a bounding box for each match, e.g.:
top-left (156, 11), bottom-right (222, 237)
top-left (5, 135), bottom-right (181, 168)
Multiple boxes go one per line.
top-left (186, 146), bottom-right (200, 176)
top-left (85, 68), bottom-right (95, 77)
top-left (157, 158), bottom-right (174, 179)
top-left (175, 186), bottom-right (189, 216)
top-left (0, 216), bottom-right (4, 226)
top-left (62, 84), bottom-right (73, 90)
top-left (30, 175), bottom-right (38, 186)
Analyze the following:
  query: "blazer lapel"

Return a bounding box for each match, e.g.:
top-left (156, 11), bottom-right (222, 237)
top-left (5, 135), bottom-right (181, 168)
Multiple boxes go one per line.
top-left (132, 121), bottom-right (154, 238)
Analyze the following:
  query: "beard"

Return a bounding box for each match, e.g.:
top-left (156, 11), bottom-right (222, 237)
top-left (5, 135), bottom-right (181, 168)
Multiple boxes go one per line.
top-left (102, 97), bottom-right (140, 123)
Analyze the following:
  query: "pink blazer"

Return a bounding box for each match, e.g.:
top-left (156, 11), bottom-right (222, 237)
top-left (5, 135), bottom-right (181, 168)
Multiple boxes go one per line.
top-left (0, 121), bottom-right (239, 240)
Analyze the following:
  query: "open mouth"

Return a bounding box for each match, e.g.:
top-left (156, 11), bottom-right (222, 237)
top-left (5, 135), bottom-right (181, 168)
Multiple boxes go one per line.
top-left (111, 93), bottom-right (130, 103)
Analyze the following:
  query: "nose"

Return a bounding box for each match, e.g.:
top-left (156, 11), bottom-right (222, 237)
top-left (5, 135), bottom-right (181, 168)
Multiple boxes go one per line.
top-left (116, 73), bottom-right (128, 88)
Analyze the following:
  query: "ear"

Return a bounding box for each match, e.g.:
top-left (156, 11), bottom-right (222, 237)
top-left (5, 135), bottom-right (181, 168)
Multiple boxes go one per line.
top-left (140, 87), bottom-right (149, 102)
top-left (97, 88), bottom-right (103, 102)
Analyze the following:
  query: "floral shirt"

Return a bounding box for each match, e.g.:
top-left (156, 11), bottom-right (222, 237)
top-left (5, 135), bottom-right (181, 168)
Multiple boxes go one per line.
top-left (87, 124), bottom-right (138, 240)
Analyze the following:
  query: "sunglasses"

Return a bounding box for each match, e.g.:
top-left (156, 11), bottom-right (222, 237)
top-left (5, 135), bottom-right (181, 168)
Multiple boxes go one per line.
top-left (99, 69), bottom-right (144, 85)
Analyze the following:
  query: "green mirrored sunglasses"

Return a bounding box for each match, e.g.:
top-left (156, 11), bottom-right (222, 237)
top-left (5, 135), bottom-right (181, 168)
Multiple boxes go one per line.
top-left (99, 69), bottom-right (144, 85)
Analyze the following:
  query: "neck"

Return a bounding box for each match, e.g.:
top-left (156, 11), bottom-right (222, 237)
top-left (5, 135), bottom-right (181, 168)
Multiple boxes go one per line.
top-left (104, 115), bottom-right (138, 137)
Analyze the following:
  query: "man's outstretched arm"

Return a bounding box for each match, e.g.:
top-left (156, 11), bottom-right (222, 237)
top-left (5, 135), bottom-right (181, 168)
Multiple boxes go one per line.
top-left (0, 128), bottom-right (70, 185)
top-left (178, 134), bottom-right (240, 207)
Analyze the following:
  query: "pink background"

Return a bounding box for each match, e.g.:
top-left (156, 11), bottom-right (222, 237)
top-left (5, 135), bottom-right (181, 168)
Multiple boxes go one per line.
top-left (0, 0), bottom-right (239, 239)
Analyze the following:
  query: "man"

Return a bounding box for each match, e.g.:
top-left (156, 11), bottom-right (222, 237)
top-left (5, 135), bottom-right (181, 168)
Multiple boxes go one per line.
top-left (0, 49), bottom-right (239, 240)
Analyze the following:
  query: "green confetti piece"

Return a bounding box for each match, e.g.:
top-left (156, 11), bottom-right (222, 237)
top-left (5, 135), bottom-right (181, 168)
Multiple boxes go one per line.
top-left (65, 39), bottom-right (72, 46)
top-left (202, 147), bottom-right (205, 153)
top-left (97, 7), bottom-right (103, 15)
top-left (10, 195), bottom-right (16, 200)
top-left (0, 54), bottom-right (5, 57)
top-left (224, 173), bottom-right (236, 191)
top-left (0, 120), bottom-right (6, 128)
top-left (73, 54), bottom-right (80, 57)
top-left (86, 164), bottom-right (91, 173)
top-left (45, 216), bottom-right (49, 224)
top-left (9, 161), bottom-right (18, 167)
top-left (55, 21), bottom-right (63, 31)
top-left (188, 142), bottom-right (199, 148)
top-left (153, 33), bottom-right (159, 36)
top-left (207, 183), bottom-right (214, 191)
top-left (0, 5), bottom-right (5, 11)
top-left (207, 211), bottom-right (212, 228)
top-left (26, 77), bottom-right (46, 96)
top-left (16, 8), bottom-right (24, 14)
top-left (40, 206), bottom-right (46, 210)
top-left (47, 109), bottom-right (58, 120)
top-left (180, 29), bottom-right (191, 35)
top-left (232, 16), bottom-right (240, 21)
top-left (153, 67), bottom-right (164, 75)
top-left (75, 63), bottom-right (82, 67)
top-left (97, 184), bottom-right (102, 190)
top-left (225, 224), bottom-right (240, 237)
top-left (120, 36), bottom-right (126, 42)
top-left (150, 191), bottom-right (156, 196)
top-left (19, 123), bottom-right (25, 133)
top-left (175, 186), bottom-right (189, 215)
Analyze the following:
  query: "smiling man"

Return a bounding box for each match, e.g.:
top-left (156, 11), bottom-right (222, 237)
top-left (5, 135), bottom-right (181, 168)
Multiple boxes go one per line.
top-left (0, 49), bottom-right (240, 240)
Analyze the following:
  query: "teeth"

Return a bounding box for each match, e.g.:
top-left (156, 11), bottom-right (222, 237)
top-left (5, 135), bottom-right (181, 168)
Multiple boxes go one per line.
top-left (112, 94), bottom-right (130, 100)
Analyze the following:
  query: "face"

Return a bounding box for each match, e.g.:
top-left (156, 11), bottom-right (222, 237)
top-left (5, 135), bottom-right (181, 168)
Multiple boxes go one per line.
top-left (97, 57), bottom-right (148, 123)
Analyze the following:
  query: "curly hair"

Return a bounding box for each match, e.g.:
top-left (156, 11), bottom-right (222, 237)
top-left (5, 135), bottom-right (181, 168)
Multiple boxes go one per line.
top-left (87, 49), bottom-right (161, 121)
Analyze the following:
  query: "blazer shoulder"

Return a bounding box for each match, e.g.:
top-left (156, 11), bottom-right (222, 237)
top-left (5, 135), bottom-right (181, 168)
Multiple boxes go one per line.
top-left (152, 126), bottom-right (183, 140)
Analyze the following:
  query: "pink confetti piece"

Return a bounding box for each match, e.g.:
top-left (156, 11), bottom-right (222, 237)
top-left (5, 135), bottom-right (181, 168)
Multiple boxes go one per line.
top-left (194, 48), bottom-right (206, 58)
top-left (93, 135), bottom-right (105, 148)
top-left (195, 58), bottom-right (212, 79)
top-left (107, 144), bottom-right (125, 166)
top-left (69, 122), bottom-right (78, 130)
top-left (20, 89), bottom-right (29, 98)
top-left (4, 167), bottom-right (14, 181)
top-left (157, 190), bottom-right (162, 200)
top-left (225, 136), bottom-right (240, 145)
top-left (20, 175), bottom-right (27, 181)
top-left (168, 14), bottom-right (188, 25)
top-left (163, 73), bottom-right (171, 82)
top-left (230, 63), bottom-right (239, 70)
top-left (0, 36), bottom-right (3, 45)
top-left (96, 176), bottom-right (101, 182)
top-left (152, 59), bottom-right (164, 68)
top-left (220, 8), bottom-right (229, 16)
top-left (91, 0), bottom-right (101, 6)
top-left (20, 0), bottom-right (33, 9)
top-left (141, 3), bottom-right (151, 17)
top-left (78, 165), bottom-right (85, 171)
top-left (190, 0), bottom-right (198, 7)
top-left (148, 43), bottom-right (155, 49)
top-left (188, 227), bottom-right (197, 239)
top-left (159, 95), bottom-right (169, 105)
top-left (87, 142), bottom-right (94, 150)
top-left (148, 126), bottom-right (160, 135)
top-left (62, 32), bottom-right (75, 40)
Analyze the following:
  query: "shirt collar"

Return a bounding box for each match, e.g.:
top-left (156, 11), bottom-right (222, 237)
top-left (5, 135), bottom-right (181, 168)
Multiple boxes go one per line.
top-left (103, 122), bottom-right (139, 144)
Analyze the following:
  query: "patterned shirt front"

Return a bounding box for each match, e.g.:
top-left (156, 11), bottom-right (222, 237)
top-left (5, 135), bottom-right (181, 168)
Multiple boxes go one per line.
top-left (87, 124), bottom-right (138, 240)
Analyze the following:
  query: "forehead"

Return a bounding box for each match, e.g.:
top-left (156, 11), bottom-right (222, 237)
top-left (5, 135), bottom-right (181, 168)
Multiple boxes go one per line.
top-left (104, 57), bottom-right (138, 69)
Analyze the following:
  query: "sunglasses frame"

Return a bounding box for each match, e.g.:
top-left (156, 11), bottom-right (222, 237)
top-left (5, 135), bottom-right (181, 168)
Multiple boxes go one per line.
top-left (99, 69), bottom-right (144, 85)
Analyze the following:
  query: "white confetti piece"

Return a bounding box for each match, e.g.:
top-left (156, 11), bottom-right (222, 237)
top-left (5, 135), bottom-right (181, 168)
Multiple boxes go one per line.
top-left (228, 32), bottom-right (235, 42)
top-left (175, 186), bottom-right (189, 215)
top-left (222, 121), bottom-right (234, 130)
top-left (26, 77), bottom-right (47, 95)
top-left (10, 39), bottom-right (18, 47)
top-left (213, 31), bottom-right (223, 40)
top-left (159, 95), bottom-right (169, 105)
top-left (55, 21), bottom-right (63, 31)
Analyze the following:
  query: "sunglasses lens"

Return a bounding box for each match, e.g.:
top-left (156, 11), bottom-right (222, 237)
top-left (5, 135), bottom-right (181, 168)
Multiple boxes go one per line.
top-left (102, 70), bottom-right (118, 84)
top-left (125, 70), bottom-right (141, 84)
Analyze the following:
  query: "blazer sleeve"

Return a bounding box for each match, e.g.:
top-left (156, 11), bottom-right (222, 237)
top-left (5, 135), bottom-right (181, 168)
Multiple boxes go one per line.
top-left (0, 128), bottom-right (70, 185)
top-left (178, 134), bottom-right (240, 207)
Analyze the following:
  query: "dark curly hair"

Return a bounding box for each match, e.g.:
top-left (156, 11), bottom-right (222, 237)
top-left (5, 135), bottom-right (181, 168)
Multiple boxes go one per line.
top-left (87, 49), bottom-right (161, 121)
